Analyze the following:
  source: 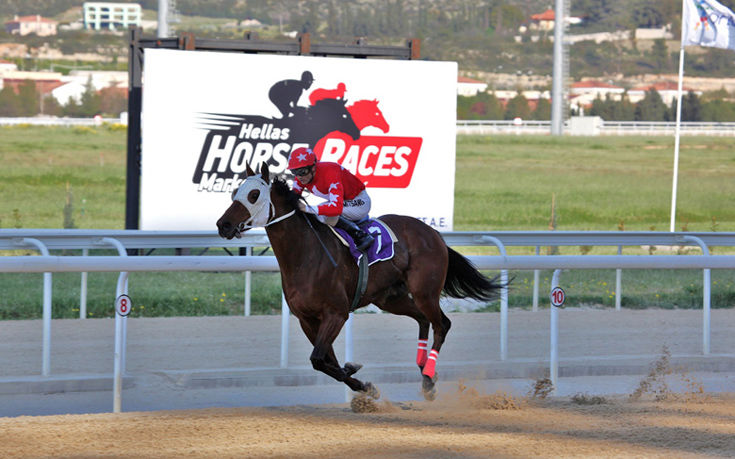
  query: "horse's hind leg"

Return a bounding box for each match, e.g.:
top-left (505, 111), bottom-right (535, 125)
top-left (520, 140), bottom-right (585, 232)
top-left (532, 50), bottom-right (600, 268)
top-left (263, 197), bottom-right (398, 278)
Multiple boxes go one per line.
top-left (405, 278), bottom-right (452, 399)
top-left (375, 291), bottom-right (430, 371)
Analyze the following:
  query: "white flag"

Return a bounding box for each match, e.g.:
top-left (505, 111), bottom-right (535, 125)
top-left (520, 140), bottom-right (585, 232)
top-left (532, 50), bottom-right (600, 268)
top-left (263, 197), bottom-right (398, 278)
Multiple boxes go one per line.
top-left (682, 0), bottom-right (735, 51)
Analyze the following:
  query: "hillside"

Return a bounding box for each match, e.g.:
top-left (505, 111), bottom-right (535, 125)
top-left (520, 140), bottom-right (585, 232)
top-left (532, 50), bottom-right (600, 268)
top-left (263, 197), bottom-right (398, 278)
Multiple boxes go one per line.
top-left (2, 0), bottom-right (735, 83)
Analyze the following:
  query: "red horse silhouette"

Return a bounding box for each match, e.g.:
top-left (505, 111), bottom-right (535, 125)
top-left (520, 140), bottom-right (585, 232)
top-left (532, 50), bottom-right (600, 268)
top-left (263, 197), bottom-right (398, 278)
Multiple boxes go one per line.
top-left (347, 99), bottom-right (390, 133)
top-left (309, 82), bottom-right (347, 105)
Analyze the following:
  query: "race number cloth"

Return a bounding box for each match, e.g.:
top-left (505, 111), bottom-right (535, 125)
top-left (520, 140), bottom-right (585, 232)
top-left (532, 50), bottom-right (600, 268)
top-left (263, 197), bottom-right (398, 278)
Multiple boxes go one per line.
top-left (333, 218), bottom-right (396, 266)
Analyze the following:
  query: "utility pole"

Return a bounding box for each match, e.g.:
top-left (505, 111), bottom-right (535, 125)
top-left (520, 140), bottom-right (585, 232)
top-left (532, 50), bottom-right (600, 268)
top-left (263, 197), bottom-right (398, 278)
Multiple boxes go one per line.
top-left (550, 0), bottom-right (566, 135)
top-left (158, 0), bottom-right (169, 38)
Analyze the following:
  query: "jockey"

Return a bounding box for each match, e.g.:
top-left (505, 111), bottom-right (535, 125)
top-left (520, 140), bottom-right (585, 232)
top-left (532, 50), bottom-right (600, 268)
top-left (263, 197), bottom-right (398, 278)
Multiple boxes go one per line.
top-left (288, 146), bottom-right (375, 251)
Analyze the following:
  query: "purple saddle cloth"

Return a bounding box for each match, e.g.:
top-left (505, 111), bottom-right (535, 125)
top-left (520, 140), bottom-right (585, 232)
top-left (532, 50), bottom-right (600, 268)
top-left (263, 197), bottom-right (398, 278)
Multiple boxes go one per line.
top-left (333, 218), bottom-right (396, 266)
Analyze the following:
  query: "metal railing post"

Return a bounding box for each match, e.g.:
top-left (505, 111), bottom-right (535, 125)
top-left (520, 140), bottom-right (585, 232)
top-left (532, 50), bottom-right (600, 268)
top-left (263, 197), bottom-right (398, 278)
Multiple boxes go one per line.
top-left (480, 235), bottom-right (509, 360)
top-left (80, 248), bottom-right (88, 319)
top-left (550, 269), bottom-right (562, 390)
top-left (19, 238), bottom-right (52, 377)
top-left (280, 293), bottom-right (289, 368)
top-left (615, 246), bottom-right (622, 311)
top-left (96, 237), bottom-right (128, 413)
top-left (533, 246), bottom-right (540, 312)
top-left (680, 235), bottom-right (711, 355)
top-left (244, 246), bottom-right (252, 316)
top-left (344, 312), bottom-right (354, 403)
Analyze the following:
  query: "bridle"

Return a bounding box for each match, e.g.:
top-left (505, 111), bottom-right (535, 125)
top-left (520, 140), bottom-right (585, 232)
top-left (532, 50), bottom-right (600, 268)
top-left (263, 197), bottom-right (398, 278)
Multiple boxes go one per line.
top-left (232, 175), bottom-right (295, 237)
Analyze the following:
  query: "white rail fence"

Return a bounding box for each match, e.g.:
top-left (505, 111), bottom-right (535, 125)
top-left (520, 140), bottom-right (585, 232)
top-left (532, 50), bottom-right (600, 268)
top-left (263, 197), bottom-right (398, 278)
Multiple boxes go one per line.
top-left (2, 229), bottom-right (735, 412)
top-left (3, 117), bottom-right (735, 136)
top-left (456, 120), bottom-right (735, 136)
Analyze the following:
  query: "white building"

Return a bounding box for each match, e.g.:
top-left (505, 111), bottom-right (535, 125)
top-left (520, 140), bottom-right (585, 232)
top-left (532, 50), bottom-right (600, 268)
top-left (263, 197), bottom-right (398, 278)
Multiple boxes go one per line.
top-left (627, 82), bottom-right (701, 105)
top-left (83, 2), bottom-right (142, 31)
top-left (4, 15), bottom-right (58, 36)
top-left (0, 59), bottom-right (18, 75)
top-left (568, 80), bottom-right (626, 113)
top-left (51, 71), bottom-right (128, 105)
top-left (457, 76), bottom-right (488, 97)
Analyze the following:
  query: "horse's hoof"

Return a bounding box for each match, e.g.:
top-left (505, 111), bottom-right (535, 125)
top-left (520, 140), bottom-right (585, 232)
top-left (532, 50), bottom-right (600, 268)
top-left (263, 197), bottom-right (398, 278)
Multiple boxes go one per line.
top-left (344, 362), bottom-right (363, 377)
top-left (422, 374), bottom-right (437, 401)
top-left (363, 382), bottom-right (380, 400)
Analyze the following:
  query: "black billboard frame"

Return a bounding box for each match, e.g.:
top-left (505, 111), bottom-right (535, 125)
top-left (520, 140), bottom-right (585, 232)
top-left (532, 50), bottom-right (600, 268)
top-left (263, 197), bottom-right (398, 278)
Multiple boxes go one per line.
top-left (125, 27), bottom-right (420, 230)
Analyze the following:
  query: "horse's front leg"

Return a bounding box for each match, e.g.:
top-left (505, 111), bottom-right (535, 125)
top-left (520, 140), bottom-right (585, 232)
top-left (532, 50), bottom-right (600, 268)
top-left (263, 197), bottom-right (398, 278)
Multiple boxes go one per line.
top-left (310, 313), bottom-right (377, 396)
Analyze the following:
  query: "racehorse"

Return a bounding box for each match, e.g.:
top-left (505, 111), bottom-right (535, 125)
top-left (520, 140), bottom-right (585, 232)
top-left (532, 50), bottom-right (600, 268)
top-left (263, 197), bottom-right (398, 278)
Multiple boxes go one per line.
top-left (216, 163), bottom-right (503, 400)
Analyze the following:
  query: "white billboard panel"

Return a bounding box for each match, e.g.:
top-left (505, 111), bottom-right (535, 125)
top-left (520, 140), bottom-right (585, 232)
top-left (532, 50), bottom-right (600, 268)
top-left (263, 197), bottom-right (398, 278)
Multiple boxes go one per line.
top-left (141, 49), bottom-right (457, 231)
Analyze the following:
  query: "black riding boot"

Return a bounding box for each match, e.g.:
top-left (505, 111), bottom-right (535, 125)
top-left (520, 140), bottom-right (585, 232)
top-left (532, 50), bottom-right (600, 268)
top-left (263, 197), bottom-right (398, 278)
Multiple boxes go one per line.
top-left (336, 217), bottom-right (374, 252)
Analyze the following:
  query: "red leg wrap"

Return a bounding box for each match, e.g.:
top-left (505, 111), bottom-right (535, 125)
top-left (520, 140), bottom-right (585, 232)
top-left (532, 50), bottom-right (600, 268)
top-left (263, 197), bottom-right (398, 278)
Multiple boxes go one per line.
top-left (422, 349), bottom-right (439, 379)
top-left (416, 339), bottom-right (428, 367)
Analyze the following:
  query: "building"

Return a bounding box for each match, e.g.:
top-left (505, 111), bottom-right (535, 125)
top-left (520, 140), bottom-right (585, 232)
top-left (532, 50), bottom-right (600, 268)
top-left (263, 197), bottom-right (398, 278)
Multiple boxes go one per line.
top-left (4, 15), bottom-right (58, 36)
top-left (83, 2), bottom-right (142, 31)
top-left (525, 9), bottom-right (583, 32)
top-left (568, 80), bottom-right (626, 112)
top-left (51, 70), bottom-right (127, 105)
top-left (529, 9), bottom-right (556, 32)
top-left (627, 82), bottom-right (701, 105)
top-left (457, 76), bottom-right (488, 97)
top-left (0, 59), bottom-right (18, 75)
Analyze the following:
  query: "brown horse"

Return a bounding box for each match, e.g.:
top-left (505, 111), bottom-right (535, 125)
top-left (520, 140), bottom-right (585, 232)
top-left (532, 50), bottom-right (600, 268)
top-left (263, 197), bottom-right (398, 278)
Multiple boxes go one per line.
top-left (216, 163), bottom-right (503, 400)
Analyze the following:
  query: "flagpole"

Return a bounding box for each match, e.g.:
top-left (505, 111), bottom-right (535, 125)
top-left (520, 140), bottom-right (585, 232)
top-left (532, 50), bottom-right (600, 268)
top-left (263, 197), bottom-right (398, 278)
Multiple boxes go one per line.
top-left (670, 2), bottom-right (687, 232)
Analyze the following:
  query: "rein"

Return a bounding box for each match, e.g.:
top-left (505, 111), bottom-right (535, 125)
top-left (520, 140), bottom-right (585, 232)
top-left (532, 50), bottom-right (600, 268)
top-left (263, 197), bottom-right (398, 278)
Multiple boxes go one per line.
top-left (301, 212), bottom-right (338, 268)
top-left (236, 205), bottom-right (295, 234)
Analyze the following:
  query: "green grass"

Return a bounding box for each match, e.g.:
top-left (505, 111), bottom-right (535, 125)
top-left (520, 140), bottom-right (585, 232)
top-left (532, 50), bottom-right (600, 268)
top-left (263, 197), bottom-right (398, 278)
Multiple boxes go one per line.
top-left (1, 126), bottom-right (734, 317)
top-left (455, 135), bottom-right (735, 232)
top-left (0, 124), bottom-right (126, 229)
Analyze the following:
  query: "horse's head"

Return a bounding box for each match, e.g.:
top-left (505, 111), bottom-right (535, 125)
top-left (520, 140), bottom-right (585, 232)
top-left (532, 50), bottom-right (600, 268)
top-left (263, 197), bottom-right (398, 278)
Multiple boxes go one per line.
top-left (216, 163), bottom-right (273, 240)
top-left (347, 99), bottom-right (390, 133)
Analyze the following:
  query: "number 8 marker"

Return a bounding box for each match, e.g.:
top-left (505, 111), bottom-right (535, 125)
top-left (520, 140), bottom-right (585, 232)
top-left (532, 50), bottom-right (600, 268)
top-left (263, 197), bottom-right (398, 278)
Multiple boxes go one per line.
top-left (115, 294), bottom-right (132, 317)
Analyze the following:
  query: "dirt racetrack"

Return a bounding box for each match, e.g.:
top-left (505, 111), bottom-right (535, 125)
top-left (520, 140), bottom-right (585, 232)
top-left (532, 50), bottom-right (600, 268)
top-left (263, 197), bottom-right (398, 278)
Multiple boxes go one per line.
top-left (3, 384), bottom-right (735, 458)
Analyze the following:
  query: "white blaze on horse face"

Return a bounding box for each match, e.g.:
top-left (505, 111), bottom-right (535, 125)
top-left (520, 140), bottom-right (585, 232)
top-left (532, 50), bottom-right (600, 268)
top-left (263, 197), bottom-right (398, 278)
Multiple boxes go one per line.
top-left (232, 174), bottom-right (272, 229)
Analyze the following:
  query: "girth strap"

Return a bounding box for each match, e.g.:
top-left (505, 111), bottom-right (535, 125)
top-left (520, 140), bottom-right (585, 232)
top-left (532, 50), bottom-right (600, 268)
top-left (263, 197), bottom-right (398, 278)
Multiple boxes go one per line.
top-left (349, 252), bottom-right (369, 312)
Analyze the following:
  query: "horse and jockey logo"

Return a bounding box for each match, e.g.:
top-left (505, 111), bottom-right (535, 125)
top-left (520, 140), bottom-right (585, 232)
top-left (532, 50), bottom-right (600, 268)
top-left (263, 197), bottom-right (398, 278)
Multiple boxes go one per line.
top-left (192, 70), bottom-right (423, 193)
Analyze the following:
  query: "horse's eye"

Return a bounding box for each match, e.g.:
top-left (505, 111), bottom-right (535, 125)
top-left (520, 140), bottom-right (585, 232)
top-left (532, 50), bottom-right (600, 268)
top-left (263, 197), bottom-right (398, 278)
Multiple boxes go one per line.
top-left (247, 189), bottom-right (260, 204)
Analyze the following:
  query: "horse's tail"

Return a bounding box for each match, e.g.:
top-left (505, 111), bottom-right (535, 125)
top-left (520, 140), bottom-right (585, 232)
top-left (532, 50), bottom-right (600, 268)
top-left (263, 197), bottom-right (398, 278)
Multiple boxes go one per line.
top-left (443, 246), bottom-right (505, 302)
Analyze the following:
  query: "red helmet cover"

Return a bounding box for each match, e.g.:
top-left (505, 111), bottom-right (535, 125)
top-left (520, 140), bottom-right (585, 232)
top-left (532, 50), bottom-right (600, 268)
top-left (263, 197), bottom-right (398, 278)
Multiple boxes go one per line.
top-left (288, 147), bottom-right (317, 170)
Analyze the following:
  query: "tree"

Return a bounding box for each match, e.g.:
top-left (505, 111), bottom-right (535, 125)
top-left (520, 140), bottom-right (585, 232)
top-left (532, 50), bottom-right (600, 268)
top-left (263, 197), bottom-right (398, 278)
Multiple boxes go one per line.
top-left (16, 79), bottom-right (39, 116)
top-left (649, 39), bottom-right (670, 73)
top-left (504, 93), bottom-right (531, 120)
top-left (635, 89), bottom-right (669, 121)
top-left (678, 92), bottom-right (703, 121)
top-left (0, 87), bottom-right (21, 116)
top-left (78, 76), bottom-right (101, 117)
top-left (701, 99), bottom-right (735, 121)
top-left (532, 98), bottom-right (551, 120)
top-left (632, 5), bottom-right (664, 28)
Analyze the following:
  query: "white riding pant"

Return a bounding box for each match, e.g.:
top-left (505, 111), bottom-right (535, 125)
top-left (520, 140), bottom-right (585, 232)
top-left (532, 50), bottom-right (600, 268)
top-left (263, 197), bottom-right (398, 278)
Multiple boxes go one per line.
top-left (318, 189), bottom-right (371, 226)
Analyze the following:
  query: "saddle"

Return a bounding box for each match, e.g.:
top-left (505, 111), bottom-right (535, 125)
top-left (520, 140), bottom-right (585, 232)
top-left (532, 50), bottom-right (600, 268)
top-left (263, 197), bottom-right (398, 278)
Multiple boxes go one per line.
top-left (331, 218), bottom-right (397, 266)
top-left (330, 218), bottom-right (397, 311)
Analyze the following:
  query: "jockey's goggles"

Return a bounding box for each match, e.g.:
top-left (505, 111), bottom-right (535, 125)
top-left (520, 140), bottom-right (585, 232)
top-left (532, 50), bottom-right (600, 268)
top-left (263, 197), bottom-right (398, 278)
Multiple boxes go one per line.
top-left (292, 166), bottom-right (313, 177)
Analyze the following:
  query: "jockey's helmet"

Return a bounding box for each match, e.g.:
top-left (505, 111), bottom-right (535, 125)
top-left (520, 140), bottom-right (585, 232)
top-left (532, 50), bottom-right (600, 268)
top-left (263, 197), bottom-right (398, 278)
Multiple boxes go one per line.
top-left (288, 147), bottom-right (317, 171)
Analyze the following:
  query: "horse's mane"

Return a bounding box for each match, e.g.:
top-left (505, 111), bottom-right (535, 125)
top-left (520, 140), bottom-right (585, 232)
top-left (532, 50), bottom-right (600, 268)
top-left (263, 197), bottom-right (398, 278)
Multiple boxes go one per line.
top-left (272, 176), bottom-right (301, 208)
top-left (272, 176), bottom-right (325, 228)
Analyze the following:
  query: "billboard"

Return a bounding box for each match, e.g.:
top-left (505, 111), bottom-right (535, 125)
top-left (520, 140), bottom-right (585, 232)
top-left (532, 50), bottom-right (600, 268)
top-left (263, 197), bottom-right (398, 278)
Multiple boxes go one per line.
top-left (140, 49), bottom-right (457, 231)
